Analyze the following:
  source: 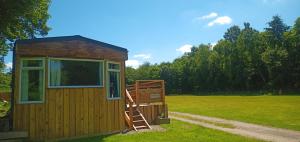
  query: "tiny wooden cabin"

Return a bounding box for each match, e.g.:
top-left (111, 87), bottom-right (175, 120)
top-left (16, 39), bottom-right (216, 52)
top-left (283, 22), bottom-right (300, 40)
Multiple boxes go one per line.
top-left (11, 35), bottom-right (169, 140)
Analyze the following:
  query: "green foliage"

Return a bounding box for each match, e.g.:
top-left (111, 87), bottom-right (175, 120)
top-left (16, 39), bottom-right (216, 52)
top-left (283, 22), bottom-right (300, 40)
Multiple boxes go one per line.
top-left (0, 101), bottom-right (10, 117)
top-left (126, 16), bottom-right (300, 93)
top-left (0, 0), bottom-right (51, 71)
top-left (0, 72), bottom-right (11, 92)
top-left (224, 25), bottom-right (241, 43)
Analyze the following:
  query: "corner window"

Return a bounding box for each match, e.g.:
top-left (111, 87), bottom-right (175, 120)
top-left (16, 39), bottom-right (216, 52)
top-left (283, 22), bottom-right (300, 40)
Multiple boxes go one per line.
top-left (20, 58), bottom-right (45, 103)
top-left (107, 62), bottom-right (121, 99)
top-left (49, 58), bottom-right (104, 88)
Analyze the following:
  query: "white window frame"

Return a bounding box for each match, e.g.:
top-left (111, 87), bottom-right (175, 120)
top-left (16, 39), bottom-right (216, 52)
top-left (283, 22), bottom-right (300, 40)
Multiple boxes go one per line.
top-left (19, 57), bottom-right (45, 104)
top-left (48, 57), bottom-right (104, 88)
top-left (106, 61), bottom-right (121, 100)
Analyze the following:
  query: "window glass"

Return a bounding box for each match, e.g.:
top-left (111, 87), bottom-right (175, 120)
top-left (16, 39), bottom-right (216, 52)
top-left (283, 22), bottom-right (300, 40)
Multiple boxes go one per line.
top-left (49, 59), bottom-right (103, 87)
top-left (108, 63), bottom-right (120, 70)
top-left (23, 60), bottom-right (43, 67)
top-left (107, 62), bottom-right (121, 99)
top-left (20, 59), bottom-right (44, 103)
top-left (108, 71), bottom-right (120, 98)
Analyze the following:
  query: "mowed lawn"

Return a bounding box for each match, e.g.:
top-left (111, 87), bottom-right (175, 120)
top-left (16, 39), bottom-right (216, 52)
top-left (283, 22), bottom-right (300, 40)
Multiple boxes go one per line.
top-left (167, 95), bottom-right (300, 131)
top-left (61, 120), bottom-right (262, 142)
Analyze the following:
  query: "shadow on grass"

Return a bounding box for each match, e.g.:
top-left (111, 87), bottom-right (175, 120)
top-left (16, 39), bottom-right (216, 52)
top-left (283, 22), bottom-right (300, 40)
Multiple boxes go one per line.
top-left (59, 134), bottom-right (116, 142)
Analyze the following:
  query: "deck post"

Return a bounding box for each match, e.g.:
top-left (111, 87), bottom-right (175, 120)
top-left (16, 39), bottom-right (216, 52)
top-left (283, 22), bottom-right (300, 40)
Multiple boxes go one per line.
top-left (135, 81), bottom-right (139, 108)
top-left (161, 80), bottom-right (166, 118)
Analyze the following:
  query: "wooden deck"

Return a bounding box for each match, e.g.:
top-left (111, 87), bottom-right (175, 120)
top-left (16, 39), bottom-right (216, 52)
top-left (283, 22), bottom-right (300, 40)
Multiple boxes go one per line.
top-left (125, 80), bottom-right (169, 131)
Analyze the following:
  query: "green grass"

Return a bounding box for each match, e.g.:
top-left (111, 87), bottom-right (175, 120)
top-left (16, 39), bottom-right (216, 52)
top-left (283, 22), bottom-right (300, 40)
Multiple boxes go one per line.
top-left (167, 95), bottom-right (300, 131)
top-left (60, 120), bottom-right (262, 142)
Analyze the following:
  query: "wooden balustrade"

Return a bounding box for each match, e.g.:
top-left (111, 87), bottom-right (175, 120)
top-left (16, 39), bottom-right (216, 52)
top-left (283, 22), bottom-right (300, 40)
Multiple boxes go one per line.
top-left (127, 80), bottom-right (165, 106)
top-left (125, 89), bottom-right (134, 129)
top-left (125, 80), bottom-right (169, 129)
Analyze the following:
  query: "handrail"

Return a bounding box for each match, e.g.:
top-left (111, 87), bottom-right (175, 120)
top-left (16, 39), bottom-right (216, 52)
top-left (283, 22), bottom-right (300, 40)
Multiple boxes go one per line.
top-left (126, 89), bottom-right (134, 103)
top-left (125, 89), bottom-right (134, 129)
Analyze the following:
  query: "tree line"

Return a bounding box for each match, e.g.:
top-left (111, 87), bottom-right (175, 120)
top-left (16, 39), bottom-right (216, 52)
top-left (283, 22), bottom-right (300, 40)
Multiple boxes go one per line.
top-left (126, 16), bottom-right (300, 94)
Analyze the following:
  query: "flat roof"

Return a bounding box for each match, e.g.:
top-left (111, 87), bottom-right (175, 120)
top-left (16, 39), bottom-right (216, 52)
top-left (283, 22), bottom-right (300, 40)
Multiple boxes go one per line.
top-left (16, 35), bottom-right (128, 53)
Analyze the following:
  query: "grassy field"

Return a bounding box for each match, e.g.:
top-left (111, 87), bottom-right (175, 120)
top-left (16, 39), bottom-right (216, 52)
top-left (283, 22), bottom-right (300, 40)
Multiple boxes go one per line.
top-left (61, 120), bottom-right (262, 142)
top-left (167, 95), bottom-right (300, 131)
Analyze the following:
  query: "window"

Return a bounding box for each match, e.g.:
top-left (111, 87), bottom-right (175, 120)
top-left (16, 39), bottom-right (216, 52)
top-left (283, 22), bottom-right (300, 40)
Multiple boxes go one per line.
top-left (107, 62), bottom-right (121, 99)
top-left (20, 58), bottom-right (45, 103)
top-left (49, 58), bottom-right (103, 88)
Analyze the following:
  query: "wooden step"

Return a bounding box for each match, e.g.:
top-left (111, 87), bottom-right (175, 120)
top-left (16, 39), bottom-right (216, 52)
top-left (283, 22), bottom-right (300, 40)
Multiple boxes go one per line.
top-left (133, 120), bottom-right (145, 123)
top-left (134, 125), bottom-right (148, 129)
top-left (133, 115), bottom-right (141, 118)
top-left (125, 110), bottom-right (139, 113)
top-left (133, 119), bottom-right (146, 126)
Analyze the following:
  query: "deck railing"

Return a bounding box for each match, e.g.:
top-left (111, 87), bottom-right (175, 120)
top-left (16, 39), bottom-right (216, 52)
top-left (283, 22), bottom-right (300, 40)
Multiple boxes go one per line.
top-left (125, 80), bottom-right (168, 129)
top-left (127, 80), bottom-right (165, 106)
top-left (124, 89), bottom-right (134, 129)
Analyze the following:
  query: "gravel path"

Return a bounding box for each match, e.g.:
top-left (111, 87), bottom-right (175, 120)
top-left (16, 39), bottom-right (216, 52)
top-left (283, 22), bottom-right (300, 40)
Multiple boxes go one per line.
top-left (170, 111), bottom-right (300, 142)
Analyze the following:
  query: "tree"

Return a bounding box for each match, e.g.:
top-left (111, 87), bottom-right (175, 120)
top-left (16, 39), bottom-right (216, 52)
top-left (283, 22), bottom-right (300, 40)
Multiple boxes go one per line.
top-left (125, 67), bottom-right (137, 85)
top-left (265, 15), bottom-right (289, 47)
top-left (283, 17), bottom-right (300, 89)
top-left (125, 16), bottom-right (300, 94)
top-left (0, 0), bottom-right (51, 71)
top-left (224, 25), bottom-right (241, 43)
top-left (262, 16), bottom-right (289, 89)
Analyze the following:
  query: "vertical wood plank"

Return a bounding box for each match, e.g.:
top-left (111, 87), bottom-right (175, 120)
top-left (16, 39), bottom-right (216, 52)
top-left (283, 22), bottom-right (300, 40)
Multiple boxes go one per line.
top-left (69, 89), bottom-right (76, 137)
top-left (44, 89), bottom-right (49, 139)
top-left (14, 104), bottom-right (20, 130)
top-left (99, 88), bottom-right (105, 133)
top-left (63, 88), bottom-right (70, 137)
top-left (29, 104), bottom-right (36, 139)
top-left (107, 100), bottom-right (112, 132)
top-left (75, 88), bottom-right (81, 136)
top-left (36, 104), bottom-right (45, 140)
top-left (92, 88), bottom-right (99, 133)
top-left (114, 100), bottom-right (119, 131)
top-left (48, 89), bottom-right (56, 138)
top-left (23, 105), bottom-right (29, 131)
top-left (83, 88), bottom-right (89, 135)
top-left (55, 89), bottom-right (63, 138)
top-left (80, 89), bottom-right (84, 135)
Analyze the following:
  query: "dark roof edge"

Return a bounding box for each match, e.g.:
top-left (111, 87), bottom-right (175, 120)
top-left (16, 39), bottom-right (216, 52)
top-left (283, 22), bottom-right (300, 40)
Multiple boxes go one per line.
top-left (16, 35), bottom-right (128, 53)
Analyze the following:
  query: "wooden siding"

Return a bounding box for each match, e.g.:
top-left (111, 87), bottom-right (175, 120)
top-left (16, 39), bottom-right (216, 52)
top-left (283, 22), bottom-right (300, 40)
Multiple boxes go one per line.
top-left (139, 105), bottom-right (168, 124)
top-left (16, 40), bottom-right (127, 61)
top-left (13, 56), bottom-right (126, 140)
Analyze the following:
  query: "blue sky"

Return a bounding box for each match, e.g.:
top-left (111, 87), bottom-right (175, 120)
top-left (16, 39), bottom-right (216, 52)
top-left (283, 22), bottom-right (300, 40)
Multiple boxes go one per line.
top-left (4, 0), bottom-right (300, 69)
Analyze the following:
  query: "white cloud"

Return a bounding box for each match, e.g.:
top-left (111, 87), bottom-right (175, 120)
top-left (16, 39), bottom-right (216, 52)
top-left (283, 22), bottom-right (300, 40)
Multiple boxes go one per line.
top-left (208, 16), bottom-right (232, 27)
top-left (176, 44), bottom-right (193, 54)
top-left (210, 42), bottom-right (217, 50)
top-left (200, 12), bottom-right (218, 19)
top-left (133, 54), bottom-right (151, 59)
top-left (126, 60), bottom-right (141, 69)
top-left (5, 62), bottom-right (12, 69)
top-left (193, 12), bottom-right (218, 22)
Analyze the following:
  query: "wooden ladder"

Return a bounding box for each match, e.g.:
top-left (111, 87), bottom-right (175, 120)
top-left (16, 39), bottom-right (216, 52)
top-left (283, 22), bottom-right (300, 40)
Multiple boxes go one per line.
top-left (125, 89), bottom-right (151, 131)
